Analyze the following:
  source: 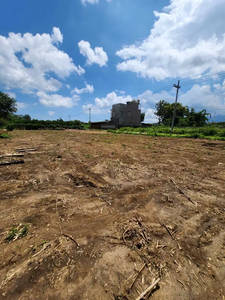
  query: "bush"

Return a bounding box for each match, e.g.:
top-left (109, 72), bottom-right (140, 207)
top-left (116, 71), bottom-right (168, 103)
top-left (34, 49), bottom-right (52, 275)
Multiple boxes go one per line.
top-left (6, 124), bottom-right (14, 131)
top-left (200, 128), bottom-right (219, 136)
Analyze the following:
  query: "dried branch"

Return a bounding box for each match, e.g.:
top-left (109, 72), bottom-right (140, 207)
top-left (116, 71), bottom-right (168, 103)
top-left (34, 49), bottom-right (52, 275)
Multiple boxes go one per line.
top-left (135, 278), bottom-right (160, 300)
top-left (171, 179), bottom-right (195, 205)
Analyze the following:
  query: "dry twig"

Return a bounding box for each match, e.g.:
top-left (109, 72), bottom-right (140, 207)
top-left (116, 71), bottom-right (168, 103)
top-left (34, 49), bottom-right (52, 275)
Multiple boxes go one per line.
top-left (171, 179), bottom-right (195, 205)
top-left (157, 218), bottom-right (175, 240)
top-left (128, 263), bottom-right (146, 293)
top-left (135, 278), bottom-right (160, 300)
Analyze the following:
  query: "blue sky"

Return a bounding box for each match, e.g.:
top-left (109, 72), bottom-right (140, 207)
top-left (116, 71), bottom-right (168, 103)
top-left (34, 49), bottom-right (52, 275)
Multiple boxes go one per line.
top-left (0, 0), bottom-right (225, 122)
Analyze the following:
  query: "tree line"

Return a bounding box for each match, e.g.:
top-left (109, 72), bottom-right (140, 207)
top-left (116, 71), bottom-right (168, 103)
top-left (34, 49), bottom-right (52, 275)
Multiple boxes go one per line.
top-left (0, 92), bottom-right (87, 130)
top-left (0, 91), bottom-right (223, 131)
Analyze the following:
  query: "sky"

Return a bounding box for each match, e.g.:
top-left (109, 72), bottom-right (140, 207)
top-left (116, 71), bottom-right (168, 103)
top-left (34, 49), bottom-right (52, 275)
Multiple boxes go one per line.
top-left (0, 0), bottom-right (225, 123)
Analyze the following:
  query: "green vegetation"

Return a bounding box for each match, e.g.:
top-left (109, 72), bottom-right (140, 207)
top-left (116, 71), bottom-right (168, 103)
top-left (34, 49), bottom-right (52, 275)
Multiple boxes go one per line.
top-left (0, 91), bottom-right (89, 131)
top-left (0, 133), bottom-right (9, 138)
top-left (108, 126), bottom-right (225, 140)
top-left (6, 224), bottom-right (28, 242)
top-left (0, 115), bottom-right (88, 131)
top-left (0, 92), bottom-right (17, 119)
top-left (155, 100), bottom-right (211, 127)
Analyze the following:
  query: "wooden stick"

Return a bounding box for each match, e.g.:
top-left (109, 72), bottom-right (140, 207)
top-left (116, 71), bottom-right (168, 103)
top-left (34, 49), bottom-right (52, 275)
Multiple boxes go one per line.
top-left (0, 160), bottom-right (24, 166)
top-left (16, 148), bottom-right (37, 153)
top-left (135, 215), bottom-right (148, 244)
top-left (135, 278), bottom-right (160, 300)
top-left (171, 179), bottom-right (195, 205)
top-left (128, 263), bottom-right (146, 293)
top-left (62, 233), bottom-right (79, 246)
top-left (157, 218), bottom-right (174, 240)
top-left (0, 154), bottom-right (24, 158)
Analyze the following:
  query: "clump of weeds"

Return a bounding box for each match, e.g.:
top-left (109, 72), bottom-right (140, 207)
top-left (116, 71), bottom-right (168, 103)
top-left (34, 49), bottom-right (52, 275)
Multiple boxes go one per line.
top-left (6, 224), bottom-right (28, 242)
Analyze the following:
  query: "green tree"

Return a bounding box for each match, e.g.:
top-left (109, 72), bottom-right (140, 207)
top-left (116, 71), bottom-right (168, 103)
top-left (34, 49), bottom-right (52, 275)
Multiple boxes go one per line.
top-left (187, 108), bottom-right (211, 127)
top-left (155, 100), bottom-right (188, 126)
top-left (0, 92), bottom-right (17, 119)
top-left (141, 113), bottom-right (145, 122)
top-left (23, 114), bottom-right (31, 122)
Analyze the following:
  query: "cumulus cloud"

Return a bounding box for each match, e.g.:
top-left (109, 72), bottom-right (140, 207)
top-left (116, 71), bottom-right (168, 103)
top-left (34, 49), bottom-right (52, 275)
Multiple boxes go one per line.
top-left (78, 40), bottom-right (108, 67)
top-left (72, 82), bottom-right (94, 94)
top-left (94, 92), bottom-right (133, 108)
top-left (139, 83), bottom-right (225, 117)
top-left (48, 111), bottom-right (55, 116)
top-left (82, 91), bottom-right (133, 114)
top-left (17, 102), bottom-right (26, 109)
top-left (37, 92), bottom-right (80, 108)
top-left (115, 90), bottom-right (126, 95)
top-left (116, 0), bottom-right (225, 80)
top-left (81, 0), bottom-right (98, 5)
top-left (81, 0), bottom-right (111, 5)
top-left (0, 27), bottom-right (85, 95)
top-left (6, 92), bottom-right (16, 99)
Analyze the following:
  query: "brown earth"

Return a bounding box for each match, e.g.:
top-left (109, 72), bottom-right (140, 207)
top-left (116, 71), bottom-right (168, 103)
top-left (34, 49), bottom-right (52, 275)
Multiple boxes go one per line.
top-left (0, 130), bottom-right (225, 300)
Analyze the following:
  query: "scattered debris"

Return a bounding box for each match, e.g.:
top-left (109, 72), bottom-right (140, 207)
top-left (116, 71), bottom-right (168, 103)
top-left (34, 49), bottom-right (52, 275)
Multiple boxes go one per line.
top-left (135, 278), bottom-right (160, 300)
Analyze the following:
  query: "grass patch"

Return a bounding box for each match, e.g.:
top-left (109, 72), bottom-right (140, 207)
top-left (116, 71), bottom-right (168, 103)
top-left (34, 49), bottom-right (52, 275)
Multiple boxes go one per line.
top-left (108, 126), bottom-right (225, 140)
top-left (6, 224), bottom-right (28, 242)
top-left (0, 133), bottom-right (9, 138)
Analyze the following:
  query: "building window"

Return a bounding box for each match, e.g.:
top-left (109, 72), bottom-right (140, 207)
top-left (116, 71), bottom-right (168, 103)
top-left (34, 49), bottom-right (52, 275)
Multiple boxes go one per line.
top-left (128, 111), bottom-right (131, 117)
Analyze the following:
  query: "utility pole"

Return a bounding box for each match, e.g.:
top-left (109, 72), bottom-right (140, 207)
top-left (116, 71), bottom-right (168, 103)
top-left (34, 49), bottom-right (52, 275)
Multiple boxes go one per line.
top-left (89, 107), bottom-right (91, 124)
top-left (171, 80), bottom-right (181, 132)
top-left (68, 115), bottom-right (70, 121)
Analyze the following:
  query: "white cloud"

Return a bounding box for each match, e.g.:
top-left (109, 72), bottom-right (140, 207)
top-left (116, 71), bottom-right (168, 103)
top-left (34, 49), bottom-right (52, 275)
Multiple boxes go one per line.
top-left (139, 84), bottom-right (225, 118)
top-left (82, 83), bottom-right (225, 119)
top-left (144, 109), bottom-right (158, 123)
top-left (37, 92), bottom-right (80, 108)
top-left (48, 111), bottom-right (55, 116)
top-left (17, 102), bottom-right (26, 109)
top-left (78, 40), bottom-right (108, 67)
top-left (6, 92), bottom-right (16, 99)
top-left (81, 0), bottom-right (98, 5)
top-left (81, 0), bottom-right (111, 5)
top-left (66, 84), bottom-right (71, 89)
top-left (0, 27), bottom-right (85, 95)
top-left (138, 89), bottom-right (174, 105)
top-left (116, 0), bottom-right (225, 80)
top-left (83, 91), bottom-right (133, 114)
top-left (34, 103), bottom-right (38, 105)
top-left (94, 91), bottom-right (133, 108)
top-left (115, 90), bottom-right (126, 95)
top-left (72, 82), bottom-right (94, 94)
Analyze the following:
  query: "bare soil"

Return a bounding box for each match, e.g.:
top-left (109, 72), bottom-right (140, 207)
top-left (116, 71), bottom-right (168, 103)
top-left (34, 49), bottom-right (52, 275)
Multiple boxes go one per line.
top-left (0, 130), bottom-right (225, 300)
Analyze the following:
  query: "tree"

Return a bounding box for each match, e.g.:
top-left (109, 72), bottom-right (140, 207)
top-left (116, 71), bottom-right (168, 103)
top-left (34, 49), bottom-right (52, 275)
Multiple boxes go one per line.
top-left (187, 108), bottom-right (211, 127)
top-left (155, 100), bottom-right (210, 127)
top-left (141, 113), bottom-right (145, 122)
top-left (155, 100), bottom-right (188, 126)
top-left (0, 92), bottom-right (17, 119)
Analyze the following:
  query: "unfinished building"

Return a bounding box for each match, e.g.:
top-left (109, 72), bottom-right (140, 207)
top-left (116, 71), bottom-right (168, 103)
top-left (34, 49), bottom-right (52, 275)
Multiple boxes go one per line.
top-left (111, 100), bottom-right (141, 128)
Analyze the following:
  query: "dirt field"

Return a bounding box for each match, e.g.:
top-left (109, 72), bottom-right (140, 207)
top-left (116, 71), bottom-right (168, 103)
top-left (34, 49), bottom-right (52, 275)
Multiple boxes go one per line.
top-left (0, 130), bottom-right (225, 300)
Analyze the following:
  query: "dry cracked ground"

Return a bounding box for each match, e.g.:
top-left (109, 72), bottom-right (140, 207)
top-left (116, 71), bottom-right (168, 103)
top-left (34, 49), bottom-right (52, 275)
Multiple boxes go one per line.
top-left (0, 130), bottom-right (225, 300)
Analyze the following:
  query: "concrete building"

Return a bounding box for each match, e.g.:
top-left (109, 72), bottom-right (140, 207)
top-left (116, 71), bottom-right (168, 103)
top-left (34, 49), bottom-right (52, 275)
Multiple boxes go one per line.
top-left (111, 100), bottom-right (141, 128)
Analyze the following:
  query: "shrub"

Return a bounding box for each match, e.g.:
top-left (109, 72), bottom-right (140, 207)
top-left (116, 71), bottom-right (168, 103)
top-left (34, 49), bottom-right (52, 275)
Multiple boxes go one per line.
top-left (6, 123), bottom-right (14, 131)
